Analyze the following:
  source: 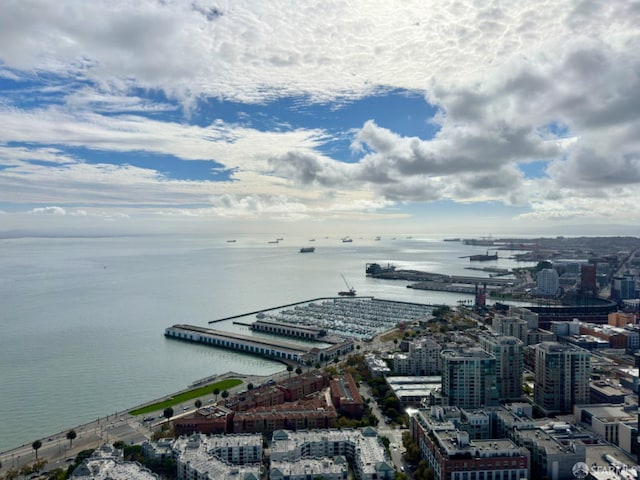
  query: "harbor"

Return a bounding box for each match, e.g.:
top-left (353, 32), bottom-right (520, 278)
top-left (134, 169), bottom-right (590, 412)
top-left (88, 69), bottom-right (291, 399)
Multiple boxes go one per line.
top-left (166, 297), bottom-right (435, 363)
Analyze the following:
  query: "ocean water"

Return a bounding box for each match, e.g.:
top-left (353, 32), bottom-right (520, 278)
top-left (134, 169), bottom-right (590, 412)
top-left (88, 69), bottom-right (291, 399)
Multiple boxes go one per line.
top-left (0, 233), bottom-right (533, 452)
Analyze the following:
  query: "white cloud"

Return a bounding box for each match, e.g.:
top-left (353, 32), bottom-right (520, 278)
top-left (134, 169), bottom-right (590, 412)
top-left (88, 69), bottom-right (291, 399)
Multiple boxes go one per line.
top-left (1, 0), bottom-right (639, 232)
top-left (29, 206), bottom-right (67, 215)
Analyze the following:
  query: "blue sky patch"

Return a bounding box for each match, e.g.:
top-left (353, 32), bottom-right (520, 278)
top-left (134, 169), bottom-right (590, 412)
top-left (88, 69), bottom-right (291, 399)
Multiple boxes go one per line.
top-left (192, 89), bottom-right (441, 162)
top-left (519, 160), bottom-right (549, 179)
top-left (63, 147), bottom-right (233, 182)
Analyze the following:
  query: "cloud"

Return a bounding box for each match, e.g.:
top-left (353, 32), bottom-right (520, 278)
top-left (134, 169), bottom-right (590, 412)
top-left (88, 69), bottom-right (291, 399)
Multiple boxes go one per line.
top-left (29, 206), bottom-right (67, 215)
top-left (1, 0), bottom-right (640, 232)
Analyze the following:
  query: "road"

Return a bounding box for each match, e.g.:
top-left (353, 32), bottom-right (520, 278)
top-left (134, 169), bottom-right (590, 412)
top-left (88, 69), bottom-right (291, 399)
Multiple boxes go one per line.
top-left (0, 339), bottom-right (406, 477)
top-left (359, 380), bottom-right (409, 473)
top-left (0, 370), bottom-right (280, 476)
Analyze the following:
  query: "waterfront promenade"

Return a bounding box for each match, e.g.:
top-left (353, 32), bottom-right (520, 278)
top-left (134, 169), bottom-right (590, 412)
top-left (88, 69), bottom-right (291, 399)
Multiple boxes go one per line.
top-left (0, 324), bottom-right (396, 477)
top-left (0, 369), bottom-right (290, 476)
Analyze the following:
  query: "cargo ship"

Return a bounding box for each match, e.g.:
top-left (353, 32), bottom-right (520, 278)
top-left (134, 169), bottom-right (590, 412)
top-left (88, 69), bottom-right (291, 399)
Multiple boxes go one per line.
top-left (299, 247), bottom-right (315, 253)
top-left (469, 251), bottom-right (498, 261)
top-left (366, 262), bottom-right (396, 276)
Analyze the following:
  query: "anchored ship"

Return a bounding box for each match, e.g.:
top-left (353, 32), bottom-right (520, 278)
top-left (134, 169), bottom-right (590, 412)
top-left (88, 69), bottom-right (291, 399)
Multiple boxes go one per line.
top-left (469, 251), bottom-right (498, 261)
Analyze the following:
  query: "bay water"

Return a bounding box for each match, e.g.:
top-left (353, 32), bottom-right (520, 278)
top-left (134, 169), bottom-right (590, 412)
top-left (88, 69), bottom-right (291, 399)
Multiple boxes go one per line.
top-left (0, 233), bottom-right (533, 452)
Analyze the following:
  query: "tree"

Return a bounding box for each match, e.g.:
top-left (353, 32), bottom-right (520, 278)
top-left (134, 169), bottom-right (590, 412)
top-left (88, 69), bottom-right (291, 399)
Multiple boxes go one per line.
top-left (194, 399), bottom-right (202, 409)
top-left (221, 390), bottom-right (229, 401)
top-left (66, 429), bottom-right (77, 448)
top-left (247, 383), bottom-right (254, 391)
top-left (33, 458), bottom-right (48, 473)
top-left (314, 362), bottom-right (321, 369)
top-left (287, 364), bottom-right (293, 378)
top-left (306, 359), bottom-right (313, 371)
top-left (295, 366), bottom-right (302, 375)
top-left (213, 388), bottom-right (220, 402)
top-left (32, 440), bottom-right (42, 459)
top-left (4, 467), bottom-right (19, 480)
top-left (163, 407), bottom-right (174, 423)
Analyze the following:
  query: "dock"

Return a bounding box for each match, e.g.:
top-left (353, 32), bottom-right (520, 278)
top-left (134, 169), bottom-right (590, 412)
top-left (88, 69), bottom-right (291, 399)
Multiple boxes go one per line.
top-left (165, 324), bottom-right (354, 364)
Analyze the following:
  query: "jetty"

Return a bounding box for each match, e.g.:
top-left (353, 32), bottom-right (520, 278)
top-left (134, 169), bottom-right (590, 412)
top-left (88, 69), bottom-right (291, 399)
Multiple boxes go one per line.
top-left (165, 324), bottom-right (354, 364)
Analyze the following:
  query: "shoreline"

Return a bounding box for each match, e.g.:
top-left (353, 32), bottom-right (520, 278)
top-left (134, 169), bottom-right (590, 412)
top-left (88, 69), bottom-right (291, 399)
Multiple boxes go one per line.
top-left (0, 368), bottom-right (285, 475)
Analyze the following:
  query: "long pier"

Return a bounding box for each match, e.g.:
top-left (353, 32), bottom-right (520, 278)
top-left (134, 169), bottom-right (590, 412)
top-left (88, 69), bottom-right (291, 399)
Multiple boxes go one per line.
top-left (165, 324), bottom-right (354, 363)
top-left (208, 296), bottom-right (371, 324)
top-left (371, 269), bottom-right (514, 287)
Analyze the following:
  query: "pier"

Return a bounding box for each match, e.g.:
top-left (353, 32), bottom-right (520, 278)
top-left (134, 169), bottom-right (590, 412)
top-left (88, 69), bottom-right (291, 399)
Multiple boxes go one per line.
top-left (165, 324), bottom-right (354, 363)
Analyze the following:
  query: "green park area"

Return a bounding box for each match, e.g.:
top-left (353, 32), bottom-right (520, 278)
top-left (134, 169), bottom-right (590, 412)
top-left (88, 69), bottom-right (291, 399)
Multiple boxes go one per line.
top-left (128, 378), bottom-right (243, 416)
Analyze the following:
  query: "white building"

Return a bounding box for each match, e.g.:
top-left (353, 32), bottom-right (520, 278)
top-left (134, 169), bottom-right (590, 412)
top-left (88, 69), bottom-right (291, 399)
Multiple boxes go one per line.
top-left (171, 433), bottom-right (262, 480)
top-left (270, 428), bottom-right (395, 480)
top-left (392, 337), bottom-right (441, 376)
top-left (70, 444), bottom-right (158, 480)
top-left (536, 268), bottom-right (560, 297)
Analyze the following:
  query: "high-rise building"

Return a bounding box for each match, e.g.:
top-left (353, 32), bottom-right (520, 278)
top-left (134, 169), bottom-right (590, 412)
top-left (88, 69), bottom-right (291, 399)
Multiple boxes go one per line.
top-left (479, 335), bottom-right (523, 401)
top-left (491, 315), bottom-right (529, 343)
top-left (580, 264), bottom-right (598, 296)
top-left (534, 342), bottom-right (590, 415)
top-left (612, 274), bottom-right (638, 301)
top-left (441, 348), bottom-right (498, 409)
top-left (536, 268), bottom-right (560, 297)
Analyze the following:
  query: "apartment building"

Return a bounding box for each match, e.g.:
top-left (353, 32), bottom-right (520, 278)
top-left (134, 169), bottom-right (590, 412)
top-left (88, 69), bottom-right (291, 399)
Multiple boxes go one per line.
top-left (533, 342), bottom-right (591, 415)
top-left (441, 347), bottom-right (499, 409)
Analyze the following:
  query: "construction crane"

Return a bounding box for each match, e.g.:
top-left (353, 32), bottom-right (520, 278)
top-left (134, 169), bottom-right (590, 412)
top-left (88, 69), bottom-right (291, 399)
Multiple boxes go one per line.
top-left (338, 274), bottom-right (356, 296)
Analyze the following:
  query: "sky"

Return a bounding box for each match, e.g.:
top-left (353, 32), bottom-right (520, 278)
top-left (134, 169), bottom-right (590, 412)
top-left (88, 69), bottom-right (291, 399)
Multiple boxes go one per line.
top-left (1, 0), bottom-right (640, 237)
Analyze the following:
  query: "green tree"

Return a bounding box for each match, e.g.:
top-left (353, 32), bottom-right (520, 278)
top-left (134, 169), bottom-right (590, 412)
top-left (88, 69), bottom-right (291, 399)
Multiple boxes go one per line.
top-left (287, 364), bottom-right (293, 378)
top-left (306, 358), bottom-right (313, 371)
top-left (194, 399), bottom-right (202, 409)
top-left (314, 362), bottom-right (321, 369)
top-left (221, 390), bottom-right (229, 401)
top-left (295, 366), bottom-right (303, 375)
top-left (32, 439), bottom-right (42, 459)
top-left (432, 305), bottom-right (451, 318)
top-left (66, 429), bottom-right (77, 448)
top-left (213, 388), bottom-right (220, 402)
top-left (247, 383), bottom-right (254, 391)
top-left (163, 407), bottom-right (174, 423)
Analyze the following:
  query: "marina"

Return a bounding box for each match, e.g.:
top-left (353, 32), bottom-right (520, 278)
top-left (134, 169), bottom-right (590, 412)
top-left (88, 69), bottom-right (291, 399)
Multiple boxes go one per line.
top-left (230, 297), bottom-right (434, 341)
top-left (167, 297), bottom-right (435, 364)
